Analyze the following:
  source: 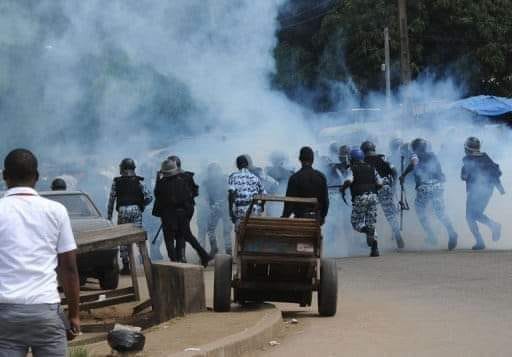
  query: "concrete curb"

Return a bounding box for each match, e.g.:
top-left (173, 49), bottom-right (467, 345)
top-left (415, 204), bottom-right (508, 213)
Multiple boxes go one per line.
top-left (171, 305), bottom-right (283, 357)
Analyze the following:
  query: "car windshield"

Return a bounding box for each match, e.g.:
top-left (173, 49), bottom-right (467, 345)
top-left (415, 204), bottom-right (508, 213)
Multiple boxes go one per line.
top-left (44, 194), bottom-right (100, 218)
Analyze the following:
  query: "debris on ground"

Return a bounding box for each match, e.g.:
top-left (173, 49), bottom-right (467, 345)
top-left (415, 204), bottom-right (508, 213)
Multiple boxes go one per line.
top-left (107, 324), bottom-right (145, 354)
top-left (269, 340), bottom-right (280, 347)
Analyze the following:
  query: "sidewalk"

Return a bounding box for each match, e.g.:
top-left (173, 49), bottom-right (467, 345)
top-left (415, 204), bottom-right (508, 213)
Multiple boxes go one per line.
top-left (75, 269), bottom-right (282, 357)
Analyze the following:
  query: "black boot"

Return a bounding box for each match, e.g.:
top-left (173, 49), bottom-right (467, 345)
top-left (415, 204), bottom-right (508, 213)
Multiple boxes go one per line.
top-left (365, 228), bottom-right (375, 247)
top-left (176, 248), bottom-right (187, 263)
top-left (198, 246), bottom-right (213, 268)
top-left (471, 234), bottom-right (485, 250)
top-left (448, 231), bottom-right (458, 251)
top-left (200, 254), bottom-right (213, 268)
top-left (370, 239), bottom-right (380, 257)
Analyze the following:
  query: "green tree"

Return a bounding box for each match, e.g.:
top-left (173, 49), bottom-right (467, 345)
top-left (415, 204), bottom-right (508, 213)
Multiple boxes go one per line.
top-left (274, 0), bottom-right (512, 111)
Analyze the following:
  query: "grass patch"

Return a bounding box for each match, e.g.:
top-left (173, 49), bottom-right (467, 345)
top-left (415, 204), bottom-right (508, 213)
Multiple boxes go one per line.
top-left (70, 346), bottom-right (89, 357)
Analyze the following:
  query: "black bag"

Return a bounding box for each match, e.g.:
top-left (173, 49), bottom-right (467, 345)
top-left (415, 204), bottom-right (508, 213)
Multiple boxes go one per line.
top-left (107, 329), bottom-right (146, 352)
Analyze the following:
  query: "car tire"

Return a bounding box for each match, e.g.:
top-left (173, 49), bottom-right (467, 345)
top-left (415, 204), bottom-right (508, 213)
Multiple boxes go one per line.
top-left (318, 258), bottom-right (338, 317)
top-left (99, 260), bottom-right (120, 290)
top-left (214, 254), bottom-right (232, 312)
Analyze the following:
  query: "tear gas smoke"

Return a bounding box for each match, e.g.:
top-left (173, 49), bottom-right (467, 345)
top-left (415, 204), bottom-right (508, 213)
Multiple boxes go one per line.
top-left (1, 1), bottom-right (511, 258)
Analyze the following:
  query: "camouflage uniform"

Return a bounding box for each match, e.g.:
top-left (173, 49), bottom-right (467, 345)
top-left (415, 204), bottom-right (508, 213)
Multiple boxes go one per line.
top-left (415, 181), bottom-right (455, 244)
top-left (107, 178), bottom-right (152, 266)
top-left (117, 205), bottom-right (144, 227)
top-left (351, 193), bottom-right (379, 233)
top-left (207, 201), bottom-right (232, 254)
top-left (377, 178), bottom-right (401, 236)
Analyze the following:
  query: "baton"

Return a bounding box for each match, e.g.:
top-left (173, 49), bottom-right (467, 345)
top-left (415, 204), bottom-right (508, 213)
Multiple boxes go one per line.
top-left (151, 224), bottom-right (163, 245)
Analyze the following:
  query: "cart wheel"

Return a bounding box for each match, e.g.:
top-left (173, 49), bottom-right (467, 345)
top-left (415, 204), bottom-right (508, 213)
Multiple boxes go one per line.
top-left (214, 254), bottom-right (233, 312)
top-left (318, 258), bottom-right (338, 317)
top-left (99, 260), bottom-right (120, 290)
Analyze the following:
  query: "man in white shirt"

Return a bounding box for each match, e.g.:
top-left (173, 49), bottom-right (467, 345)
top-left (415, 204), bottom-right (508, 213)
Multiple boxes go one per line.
top-left (0, 149), bottom-right (81, 357)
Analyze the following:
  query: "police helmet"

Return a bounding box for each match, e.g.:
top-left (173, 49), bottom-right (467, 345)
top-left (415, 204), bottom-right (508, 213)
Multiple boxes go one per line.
top-left (269, 151), bottom-right (287, 166)
top-left (389, 138), bottom-right (403, 152)
top-left (51, 178), bottom-right (67, 191)
top-left (360, 141), bottom-right (376, 154)
top-left (339, 145), bottom-right (351, 157)
top-left (329, 142), bottom-right (339, 155)
top-left (349, 148), bottom-right (365, 162)
top-left (120, 158), bottom-right (136, 171)
top-left (464, 137), bottom-right (481, 154)
top-left (207, 162), bottom-right (222, 175)
top-left (411, 138), bottom-right (428, 154)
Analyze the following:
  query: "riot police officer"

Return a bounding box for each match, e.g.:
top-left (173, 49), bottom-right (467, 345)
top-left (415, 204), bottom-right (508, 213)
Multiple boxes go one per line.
top-left (461, 137), bottom-right (504, 250)
top-left (361, 141), bottom-right (404, 249)
top-left (341, 148), bottom-right (382, 257)
top-left (107, 158), bottom-right (153, 274)
top-left (400, 138), bottom-right (458, 250)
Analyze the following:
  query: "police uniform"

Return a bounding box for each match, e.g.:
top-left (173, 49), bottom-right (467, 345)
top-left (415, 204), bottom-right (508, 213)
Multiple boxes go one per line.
top-left (203, 172), bottom-right (231, 255)
top-left (408, 152), bottom-right (457, 248)
top-left (107, 175), bottom-right (152, 270)
top-left (265, 164), bottom-right (294, 217)
top-left (461, 152), bottom-right (502, 249)
top-left (346, 163), bottom-right (380, 234)
top-left (154, 169), bottom-right (211, 265)
top-left (364, 154), bottom-right (401, 244)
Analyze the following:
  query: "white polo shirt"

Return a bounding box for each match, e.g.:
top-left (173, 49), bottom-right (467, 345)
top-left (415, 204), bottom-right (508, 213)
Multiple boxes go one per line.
top-left (0, 187), bottom-right (77, 304)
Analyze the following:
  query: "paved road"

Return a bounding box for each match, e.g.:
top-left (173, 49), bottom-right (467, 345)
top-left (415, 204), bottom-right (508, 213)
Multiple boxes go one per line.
top-left (259, 251), bottom-right (512, 357)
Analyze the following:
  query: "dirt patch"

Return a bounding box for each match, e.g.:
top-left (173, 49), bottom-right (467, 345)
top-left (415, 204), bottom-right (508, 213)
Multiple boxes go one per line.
top-left (83, 305), bottom-right (274, 356)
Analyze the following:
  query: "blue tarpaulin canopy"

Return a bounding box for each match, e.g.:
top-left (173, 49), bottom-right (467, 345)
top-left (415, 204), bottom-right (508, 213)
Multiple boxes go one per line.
top-left (452, 95), bottom-right (512, 117)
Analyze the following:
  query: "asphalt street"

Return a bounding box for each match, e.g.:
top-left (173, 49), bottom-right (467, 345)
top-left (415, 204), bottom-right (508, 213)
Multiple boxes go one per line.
top-left (259, 251), bottom-right (512, 357)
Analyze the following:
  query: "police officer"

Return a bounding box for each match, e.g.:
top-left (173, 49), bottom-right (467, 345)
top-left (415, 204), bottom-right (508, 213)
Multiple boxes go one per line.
top-left (154, 158), bottom-right (212, 266)
top-left (400, 138), bottom-right (458, 250)
top-left (107, 158), bottom-right (153, 274)
top-left (318, 143), bottom-right (342, 187)
top-left (282, 147), bottom-right (329, 224)
top-left (51, 177), bottom-right (67, 191)
top-left (361, 141), bottom-right (404, 249)
top-left (461, 137), bottom-right (504, 250)
top-left (265, 151), bottom-right (294, 194)
top-left (244, 154), bottom-right (278, 196)
top-left (169, 155), bottom-right (212, 264)
top-left (337, 145), bottom-right (351, 178)
top-left (388, 138), bottom-right (403, 171)
top-left (341, 148), bottom-right (382, 257)
top-left (203, 163), bottom-right (231, 256)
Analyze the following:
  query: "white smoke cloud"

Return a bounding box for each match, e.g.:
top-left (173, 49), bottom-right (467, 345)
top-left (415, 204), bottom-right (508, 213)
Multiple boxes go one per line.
top-left (1, 1), bottom-right (511, 257)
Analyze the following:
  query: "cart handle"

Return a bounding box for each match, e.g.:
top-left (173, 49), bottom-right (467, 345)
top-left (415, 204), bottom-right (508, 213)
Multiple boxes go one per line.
top-left (252, 195), bottom-right (318, 205)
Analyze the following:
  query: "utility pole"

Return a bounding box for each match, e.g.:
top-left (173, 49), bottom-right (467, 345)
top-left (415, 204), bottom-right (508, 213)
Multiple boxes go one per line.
top-left (384, 27), bottom-right (391, 108)
top-left (398, 0), bottom-right (411, 85)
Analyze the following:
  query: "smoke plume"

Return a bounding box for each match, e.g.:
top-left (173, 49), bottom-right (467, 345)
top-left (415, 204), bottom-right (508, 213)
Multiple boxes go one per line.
top-left (1, 1), bottom-right (511, 258)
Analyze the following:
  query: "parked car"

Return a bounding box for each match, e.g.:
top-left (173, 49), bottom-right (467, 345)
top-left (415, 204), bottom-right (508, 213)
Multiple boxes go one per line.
top-left (41, 191), bottom-right (120, 290)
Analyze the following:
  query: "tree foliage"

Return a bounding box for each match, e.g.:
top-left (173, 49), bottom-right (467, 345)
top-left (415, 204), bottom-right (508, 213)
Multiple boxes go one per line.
top-left (274, 0), bottom-right (512, 111)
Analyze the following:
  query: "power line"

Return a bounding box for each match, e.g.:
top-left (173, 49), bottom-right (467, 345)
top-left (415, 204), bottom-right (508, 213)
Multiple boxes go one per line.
top-left (280, 8), bottom-right (337, 29)
top-left (279, 0), bottom-right (335, 21)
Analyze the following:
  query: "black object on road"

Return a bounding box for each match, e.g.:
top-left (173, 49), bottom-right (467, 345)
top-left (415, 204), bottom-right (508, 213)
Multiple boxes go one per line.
top-left (399, 155), bottom-right (410, 230)
top-left (107, 329), bottom-right (146, 353)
